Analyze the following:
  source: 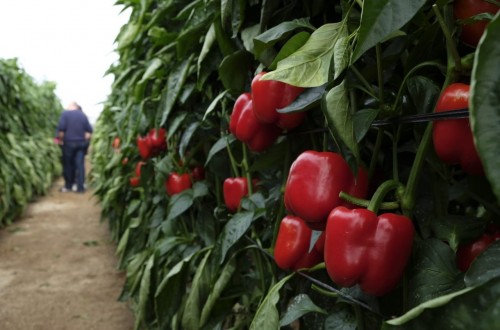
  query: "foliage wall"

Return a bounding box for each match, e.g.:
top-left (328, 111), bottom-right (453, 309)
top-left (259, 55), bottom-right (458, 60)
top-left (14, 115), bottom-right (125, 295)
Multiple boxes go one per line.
top-left (91, 0), bottom-right (500, 329)
top-left (0, 58), bottom-right (62, 226)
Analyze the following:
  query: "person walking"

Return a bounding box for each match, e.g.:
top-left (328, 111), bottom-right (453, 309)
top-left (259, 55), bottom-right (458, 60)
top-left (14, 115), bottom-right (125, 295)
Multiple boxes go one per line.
top-left (57, 101), bottom-right (93, 193)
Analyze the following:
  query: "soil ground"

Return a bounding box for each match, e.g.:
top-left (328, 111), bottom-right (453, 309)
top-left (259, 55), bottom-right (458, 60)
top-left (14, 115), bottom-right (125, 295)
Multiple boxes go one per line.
top-left (0, 172), bottom-right (134, 330)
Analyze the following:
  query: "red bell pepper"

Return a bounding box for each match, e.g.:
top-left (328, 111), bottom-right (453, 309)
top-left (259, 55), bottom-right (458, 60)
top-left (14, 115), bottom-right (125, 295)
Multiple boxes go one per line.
top-left (230, 93), bottom-right (282, 152)
top-left (251, 72), bottom-right (305, 130)
top-left (456, 230), bottom-right (500, 272)
top-left (274, 215), bottom-right (324, 271)
top-left (284, 150), bottom-right (369, 230)
top-left (223, 177), bottom-right (257, 213)
top-left (190, 165), bottom-right (205, 182)
top-left (137, 135), bottom-right (153, 160)
top-left (135, 161), bottom-right (145, 177)
top-left (164, 172), bottom-right (192, 196)
top-left (324, 206), bottom-right (414, 296)
top-left (129, 176), bottom-right (140, 187)
top-left (453, 0), bottom-right (499, 47)
top-left (137, 128), bottom-right (167, 159)
top-left (147, 128), bottom-right (168, 155)
top-left (432, 83), bottom-right (484, 176)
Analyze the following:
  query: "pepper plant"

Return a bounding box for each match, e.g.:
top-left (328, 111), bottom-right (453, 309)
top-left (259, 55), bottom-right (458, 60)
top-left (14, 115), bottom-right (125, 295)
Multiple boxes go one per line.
top-left (0, 58), bottom-right (62, 226)
top-left (91, 0), bottom-right (500, 329)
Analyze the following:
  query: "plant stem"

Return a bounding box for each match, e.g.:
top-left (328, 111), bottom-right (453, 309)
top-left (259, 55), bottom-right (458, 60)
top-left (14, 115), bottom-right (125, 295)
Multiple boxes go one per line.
top-left (339, 191), bottom-right (400, 210)
top-left (432, 4), bottom-right (462, 73)
top-left (376, 43), bottom-right (385, 105)
top-left (367, 179), bottom-right (402, 213)
top-left (225, 136), bottom-right (240, 177)
top-left (401, 123), bottom-right (433, 215)
top-left (241, 143), bottom-right (253, 195)
top-left (369, 127), bottom-right (384, 181)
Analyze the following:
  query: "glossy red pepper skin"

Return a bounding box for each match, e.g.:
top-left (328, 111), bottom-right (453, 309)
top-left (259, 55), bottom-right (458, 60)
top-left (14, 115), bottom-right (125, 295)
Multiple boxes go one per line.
top-left (230, 93), bottom-right (282, 152)
top-left (223, 177), bottom-right (257, 213)
top-left (148, 128), bottom-right (168, 155)
top-left (191, 165), bottom-right (205, 181)
top-left (325, 207), bottom-right (414, 296)
top-left (454, 0), bottom-right (499, 47)
top-left (274, 216), bottom-right (324, 270)
top-left (284, 151), bottom-right (369, 230)
top-left (432, 83), bottom-right (484, 176)
top-left (129, 176), bottom-right (140, 187)
top-left (456, 233), bottom-right (499, 272)
top-left (137, 135), bottom-right (153, 160)
top-left (251, 72), bottom-right (305, 130)
top-left (135, 161), bottom-right (145, 177)
top-left (164, 172), bottom-right (192, 196)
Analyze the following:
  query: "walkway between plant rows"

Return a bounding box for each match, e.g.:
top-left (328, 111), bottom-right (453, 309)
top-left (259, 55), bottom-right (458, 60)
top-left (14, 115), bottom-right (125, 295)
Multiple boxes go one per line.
top-left (0, 174), bottom-right (134, 330)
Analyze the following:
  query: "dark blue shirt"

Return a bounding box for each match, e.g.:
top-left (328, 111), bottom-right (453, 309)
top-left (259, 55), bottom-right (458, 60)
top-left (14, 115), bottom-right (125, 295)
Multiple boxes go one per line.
top-left (57, 110), bottom-right (93, 142)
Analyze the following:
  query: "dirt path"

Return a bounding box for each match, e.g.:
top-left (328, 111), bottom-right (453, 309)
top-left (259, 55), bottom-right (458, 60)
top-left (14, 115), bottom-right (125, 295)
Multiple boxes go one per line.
top-left (0, 175), bottom-right (134, 330)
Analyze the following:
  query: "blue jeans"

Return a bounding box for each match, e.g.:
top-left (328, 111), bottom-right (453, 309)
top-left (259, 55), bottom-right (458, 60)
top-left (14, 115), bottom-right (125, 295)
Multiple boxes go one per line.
top-left (62, 141), bottom-right (89, 192)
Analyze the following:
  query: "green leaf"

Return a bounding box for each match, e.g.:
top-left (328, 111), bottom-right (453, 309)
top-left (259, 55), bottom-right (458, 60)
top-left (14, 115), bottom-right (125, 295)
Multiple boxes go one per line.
top-left (167, 189), bottom-right (194, 221)
top-left (218, 50), bottom-right (254, 93)
top-left (203, 90), bottom-right (229, 120)
top-left (323, 80), bottom-right (360, 160)
top-left (353, 109), bottom-right (379, 143)
top-left (181, 249), bottom-right (211, 330)
top-left (179, 122), bottom-right (200, 158)
top-left (470, 12), bottom-right (500, 204)
top-left (269, 31), bottom-right (311, 70)
top-left (134, 253), bottom-right (155, 330)
top-left (262, 22), bottom-right (347, 87)
top-left (253, 18), bottom-right (315, 58)
top-left (199, 257), bottom-right (237, 327)
top-left (352, 0), bottom-right (426, 62)
top-left (430, 215), bottom-right (488, 251)
top-left (217, 211), bottom-right (255, 264)
top-left (385, 286), bottom-right (474, 327)
top-left (139, 58), bottom-right (163, 83)
top-left (160, 55), bottom-right (194, 126)
top-left (279, 294), bottom-right (327, 326)
top-left (249, 273), bottom-right (295, 330)
top-left (406, 75), bottom-right (441, 115)
top-left (465, 240), bottom-right (500, 287)
top-left (118, 22), bottom-right (141, 49)
top-left (408, 238), bottom-right (464, 308)
top-left (323, 307), bottom-right (357, 330)
top-left (277, 85), bottom-right (326, 114)
top-left (155, 254), bottom-right (192, 328)
top-left (386, 277), bottom-right (500, 328)
top-left (205, 135), bottom-right (235, 166)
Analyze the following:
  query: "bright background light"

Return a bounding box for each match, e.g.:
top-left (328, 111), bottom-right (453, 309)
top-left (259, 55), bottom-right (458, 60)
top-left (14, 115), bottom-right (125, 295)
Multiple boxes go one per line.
top-left (0, 0), bottom-right (130, 124)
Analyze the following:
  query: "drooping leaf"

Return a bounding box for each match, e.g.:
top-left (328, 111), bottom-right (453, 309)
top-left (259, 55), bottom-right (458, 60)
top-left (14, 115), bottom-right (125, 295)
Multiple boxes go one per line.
top-left (279, 294), bottom-right (327, 326)
top-left (465, 240), bottom-right (500, 287)
top-left (470, 12), bottom-right (500, 204)
top-left (408, 238), bottom-right (465, 308)
top-left (218, 50), bottom-right (254, 93)
top-left (253, 18), bottom-right (315, 58)
top-left (269, 31), bottom-right (311, 70)
top-left (262, 22), bottom-right (347, 87)
top-left (205, 135), bottom-right (236, 166)
top-left (249, 273), bottom-right (295, 330)
top-left (277, 85), bottom-right (326, 114)
top-left (323, 80), bottom-right (360, 160)
top-left (352, 0), bottom-right (426, 62)
top-left (166, 189), bottom-right (194, 221)
top-left (217, 211), bottom-right (255, 264)
top-left (199, 257), bottom-right (237, 327)
top-left (160, 55), bottom-right (194, 126)
top-left (386, 278), bottom-right (500, 328)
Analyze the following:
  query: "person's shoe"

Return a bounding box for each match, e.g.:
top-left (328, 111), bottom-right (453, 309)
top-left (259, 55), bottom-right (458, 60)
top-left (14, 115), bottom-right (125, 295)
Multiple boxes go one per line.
top-left (59, 187), bottom-right (71, 192)
top-left (72, 184), bottom-right (78, 192)
top-left (76, 189), bottom-right (85, 194)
